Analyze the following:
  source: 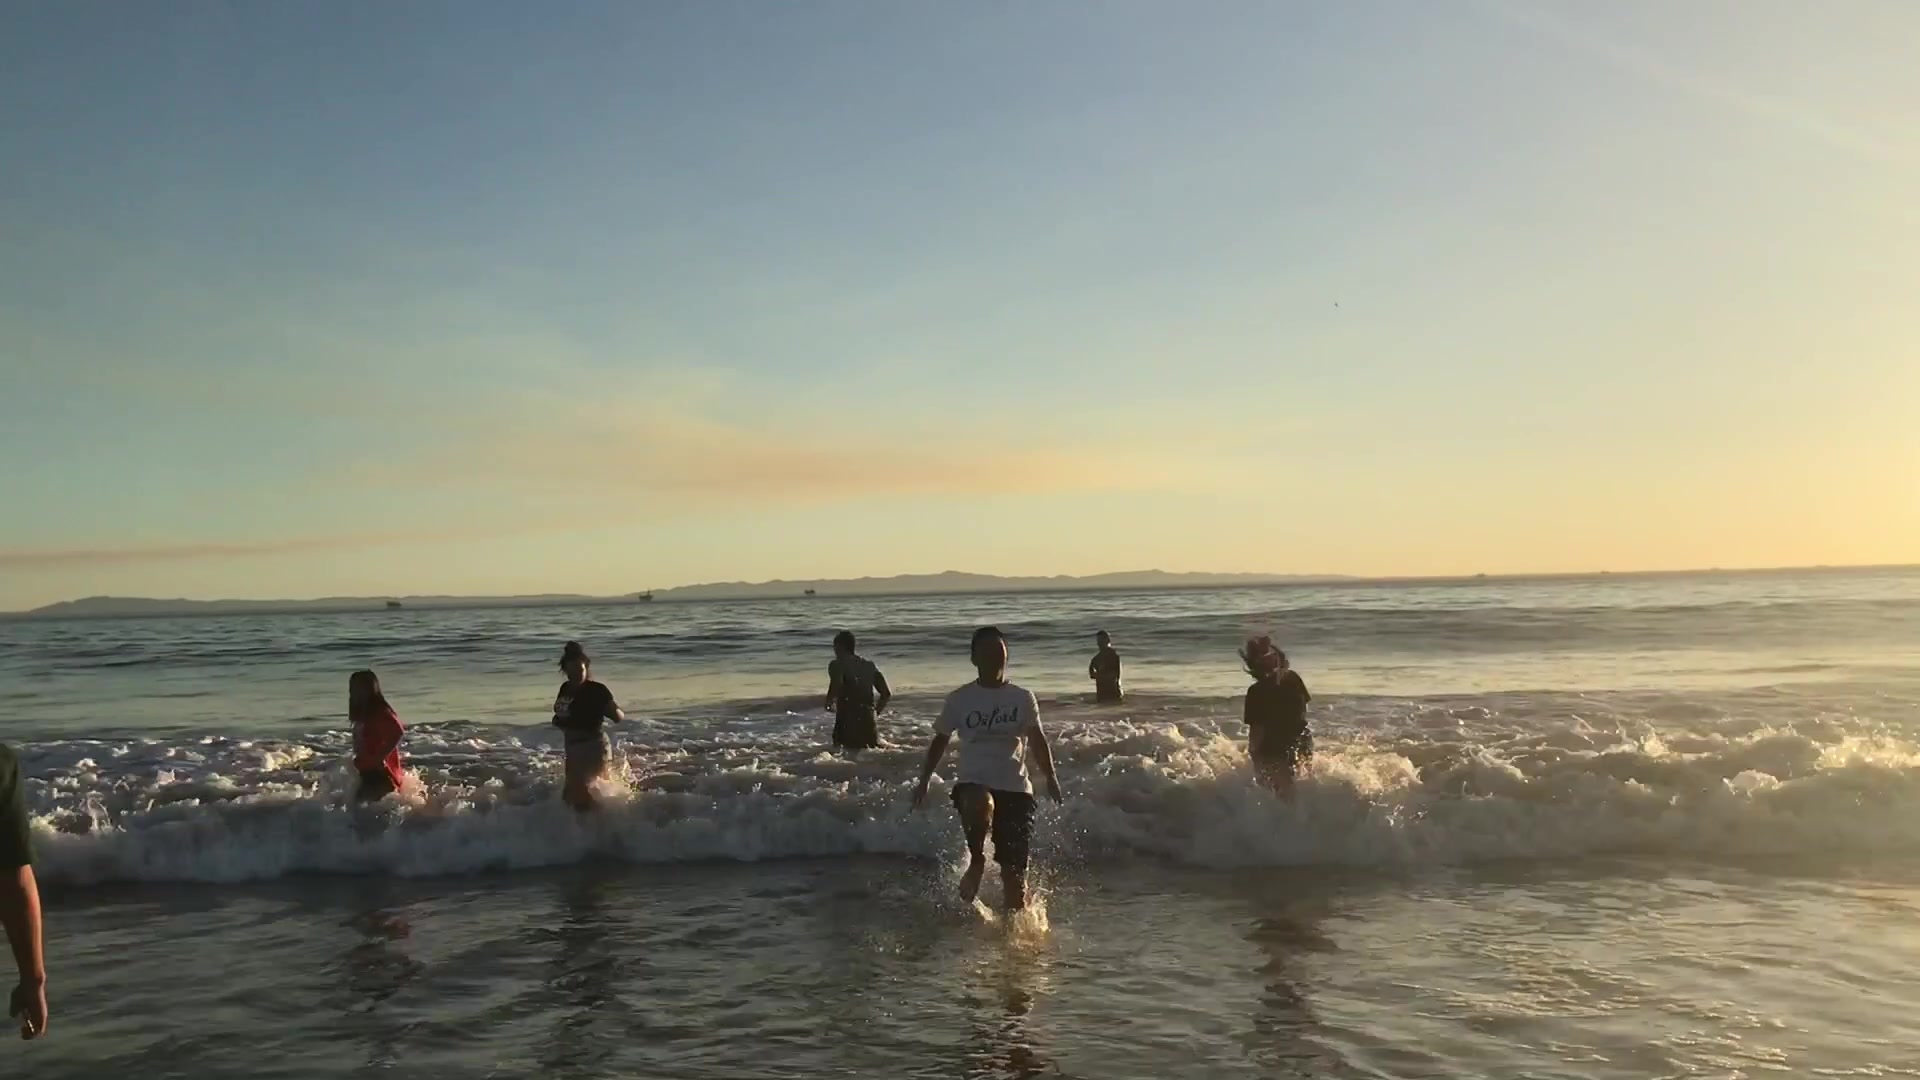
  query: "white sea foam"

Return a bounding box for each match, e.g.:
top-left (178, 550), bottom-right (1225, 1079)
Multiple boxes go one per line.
top-left (14, 702), bottom-right (1920, 886)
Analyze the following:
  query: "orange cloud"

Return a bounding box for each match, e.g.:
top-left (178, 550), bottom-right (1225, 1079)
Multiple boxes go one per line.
top-left (347, 391), bottom-right (1181, 504)
top-left (0, 533), bottom-right (420, 569)
top-left (0, 522), bottom-right (572, 569)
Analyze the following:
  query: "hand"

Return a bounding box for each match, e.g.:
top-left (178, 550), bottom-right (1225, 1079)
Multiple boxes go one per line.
top-left (910, 780), bottom-right (930, 811)
top-left (1045, 776), bottom-right (1064, 804)
top-left (11, 979), bottom-right (46, 1040)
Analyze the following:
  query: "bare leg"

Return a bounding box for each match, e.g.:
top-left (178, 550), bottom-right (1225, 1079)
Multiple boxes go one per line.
top-left (563, 772), bottom-right (600, 813)
top-left (1256, 760), bottom-right (1296, 800)
top-left (1001, 863), bottom-right (1027, 911)
top-left (956, 786), bottom-right (992, 903)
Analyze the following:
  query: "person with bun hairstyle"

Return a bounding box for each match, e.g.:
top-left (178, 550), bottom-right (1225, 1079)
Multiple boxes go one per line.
top-left (553, 641), bottom-right (626, 811)
top-left (1241, 636), bottom-right (1312, 793)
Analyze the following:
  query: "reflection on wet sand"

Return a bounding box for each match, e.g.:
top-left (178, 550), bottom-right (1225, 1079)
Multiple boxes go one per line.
top-left (959, 983), bottom-right (1056, 1080)
top-left (1240, 909), bottom-right (1341, 1078)
top-left (958, 927), bottom-right (1062, 1080)
top-left (341, 907), bottom-right (423, 1071)
top-left (535, 868), bottom-right (627, 1078)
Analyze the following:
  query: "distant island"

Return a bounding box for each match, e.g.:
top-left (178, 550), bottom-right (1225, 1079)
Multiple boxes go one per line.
top-left (663, 570), bottom-right (1350, 602)
top-left (18, 570), bottom-right (1350, 618)
top-left (20, 564), bottom-right (1903, 619)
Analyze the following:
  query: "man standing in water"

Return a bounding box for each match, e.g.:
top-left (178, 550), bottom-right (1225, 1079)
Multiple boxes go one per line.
top-left (826, 631), bottom-right (892, 753)
top-left (0, 743), bottom-right (47, 1040)
top-left (912, 626), bottom-right (1064, 911)
top-left (1088, 630), bottom-right (1124, 704)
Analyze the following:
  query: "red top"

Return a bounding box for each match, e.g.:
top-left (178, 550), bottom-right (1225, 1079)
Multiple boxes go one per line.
top-left (353, 706), bottom-right (406, 790)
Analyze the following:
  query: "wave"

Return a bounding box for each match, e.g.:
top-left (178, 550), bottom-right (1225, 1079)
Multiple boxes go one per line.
top-left (17, 705), bottom-right (1920, 886)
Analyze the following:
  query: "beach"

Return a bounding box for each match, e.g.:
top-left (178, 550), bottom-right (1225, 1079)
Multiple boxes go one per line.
top-left (5, 568), bottom-right (1920, 1077)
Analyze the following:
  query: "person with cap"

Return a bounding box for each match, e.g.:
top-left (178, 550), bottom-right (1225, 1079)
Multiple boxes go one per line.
top-left (1088, 630), bottom-right (1124, 704)
top-left (912, 626), bottom-right (1064, 912)
top-left (0, 742), bottom-right (47, 1039)
top-left (1240, 636), bottom-right (1312, 793)
top-left (552, 641), bottom-right (626, 811)
top-left (826, 630), bottom-right (892, 754)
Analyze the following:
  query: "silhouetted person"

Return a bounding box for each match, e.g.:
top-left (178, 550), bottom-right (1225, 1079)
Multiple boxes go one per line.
top-left (0, 743), bottom-right (46, 1040)
top-left (826, 631), bottom-right (892, 753)
top-left (1088, 630), bottom-right (1123, 703)
top-left (1241, 636), bottom-right (1312, 794)
top-left (913, 626), bottom-right (1064, 910)
top-left (349, 670), bottom-right (406, 802)
top-left (553, 641), bottom-right (626, 811)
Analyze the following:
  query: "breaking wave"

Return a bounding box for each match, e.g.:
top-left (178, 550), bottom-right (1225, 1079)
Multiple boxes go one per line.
top-left (17, 699), bottom-right (1920, 886)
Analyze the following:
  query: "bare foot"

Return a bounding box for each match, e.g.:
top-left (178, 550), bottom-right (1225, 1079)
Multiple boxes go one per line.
top-left (959, 858), bottom-right (986, 903)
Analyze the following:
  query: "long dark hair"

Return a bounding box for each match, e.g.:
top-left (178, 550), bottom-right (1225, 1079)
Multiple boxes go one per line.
top-left (348, 669), bottom-right (389, 720)
top-left (1240, 636), bottom-right (1287, 680)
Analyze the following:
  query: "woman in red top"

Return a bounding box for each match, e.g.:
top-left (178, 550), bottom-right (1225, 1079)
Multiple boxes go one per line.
top-left (349, 670), bottom-right (406, 802)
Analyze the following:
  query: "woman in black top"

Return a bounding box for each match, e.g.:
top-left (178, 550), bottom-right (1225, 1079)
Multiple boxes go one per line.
top-left (1241, 635), bottom-right (1312, 792)
top-left (553, 641), bottom-right (625, 812)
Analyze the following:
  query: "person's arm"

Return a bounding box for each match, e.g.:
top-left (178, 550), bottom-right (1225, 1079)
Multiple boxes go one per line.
top-left (1029, 718), bottom-right (1063, 804)
top-left (603, 692), bottom-right (626, 725)
top-left (370, 711), bottom-right (403, 761)
top-left (910, 734), bottom-right (950, 810)
top-left (1, 865), bottom-right (45, 1040)
top-left (1088, 656), bottom-right (1098, 680)
top-left (825, 661), bottom-right (841, 711)
top-left (873, 669), bottom-right (892, 714)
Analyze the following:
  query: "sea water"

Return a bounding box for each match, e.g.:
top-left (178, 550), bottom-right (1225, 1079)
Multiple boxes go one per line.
top-left (4, 568), bottom-right (1919, 1077)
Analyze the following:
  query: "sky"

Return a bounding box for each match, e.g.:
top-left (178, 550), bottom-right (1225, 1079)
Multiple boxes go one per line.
top-left (3, 1), bottom-right (1917, 610)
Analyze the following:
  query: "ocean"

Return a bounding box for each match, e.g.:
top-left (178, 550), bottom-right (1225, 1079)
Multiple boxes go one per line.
top-left (4, 568), bottom-right (1920, 1078)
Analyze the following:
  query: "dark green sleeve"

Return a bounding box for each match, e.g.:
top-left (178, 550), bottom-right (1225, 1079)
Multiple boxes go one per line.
top-left (0, 747), bottom-right (31, 869)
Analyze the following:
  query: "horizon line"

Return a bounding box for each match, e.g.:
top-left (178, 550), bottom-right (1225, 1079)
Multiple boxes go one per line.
top-left (9, 561), bottom-right (1916, 617)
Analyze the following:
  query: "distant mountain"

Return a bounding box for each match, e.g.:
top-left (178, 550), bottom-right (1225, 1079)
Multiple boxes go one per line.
top-left (653, 570), bottom-right (1351, 601)
top-left (19, 571), bottom-right (1350, 618)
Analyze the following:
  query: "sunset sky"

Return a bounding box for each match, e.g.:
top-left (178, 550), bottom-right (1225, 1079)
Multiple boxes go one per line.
top-left (4, 2), bottom-right (1917, 610)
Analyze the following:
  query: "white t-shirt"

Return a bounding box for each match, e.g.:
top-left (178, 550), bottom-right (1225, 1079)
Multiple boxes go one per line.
top-left (935, 680), bottom-right (1041, 794)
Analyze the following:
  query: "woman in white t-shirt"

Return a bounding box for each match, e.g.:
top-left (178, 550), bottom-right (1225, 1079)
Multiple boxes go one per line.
top-left (911, 625), bottom-right (1064, 911)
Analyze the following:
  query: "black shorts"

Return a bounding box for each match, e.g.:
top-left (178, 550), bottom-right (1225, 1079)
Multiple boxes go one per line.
top-left (1094, 680), bottom-right (1124, 704)
top-left (1251, 731), bottom-right (1314, 775)
top-left (832, 708), bottom-right (879, 749)
top-left (950, 783), bottom-right (1037, 869)
top-left (356, 769), bottom-right (397, 801)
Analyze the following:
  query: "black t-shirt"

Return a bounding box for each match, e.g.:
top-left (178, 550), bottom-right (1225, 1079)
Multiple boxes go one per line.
top-left (1245, 672), bottom-right (1311, 742)
top-left (0, 745), bottom-right (32, 870)
top-left (829, 655), bottom-right (879, 716)
top-left (1091, 648), bottom-right (1122, 685)
top-left (556, 680), bottom-right (617, 734)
